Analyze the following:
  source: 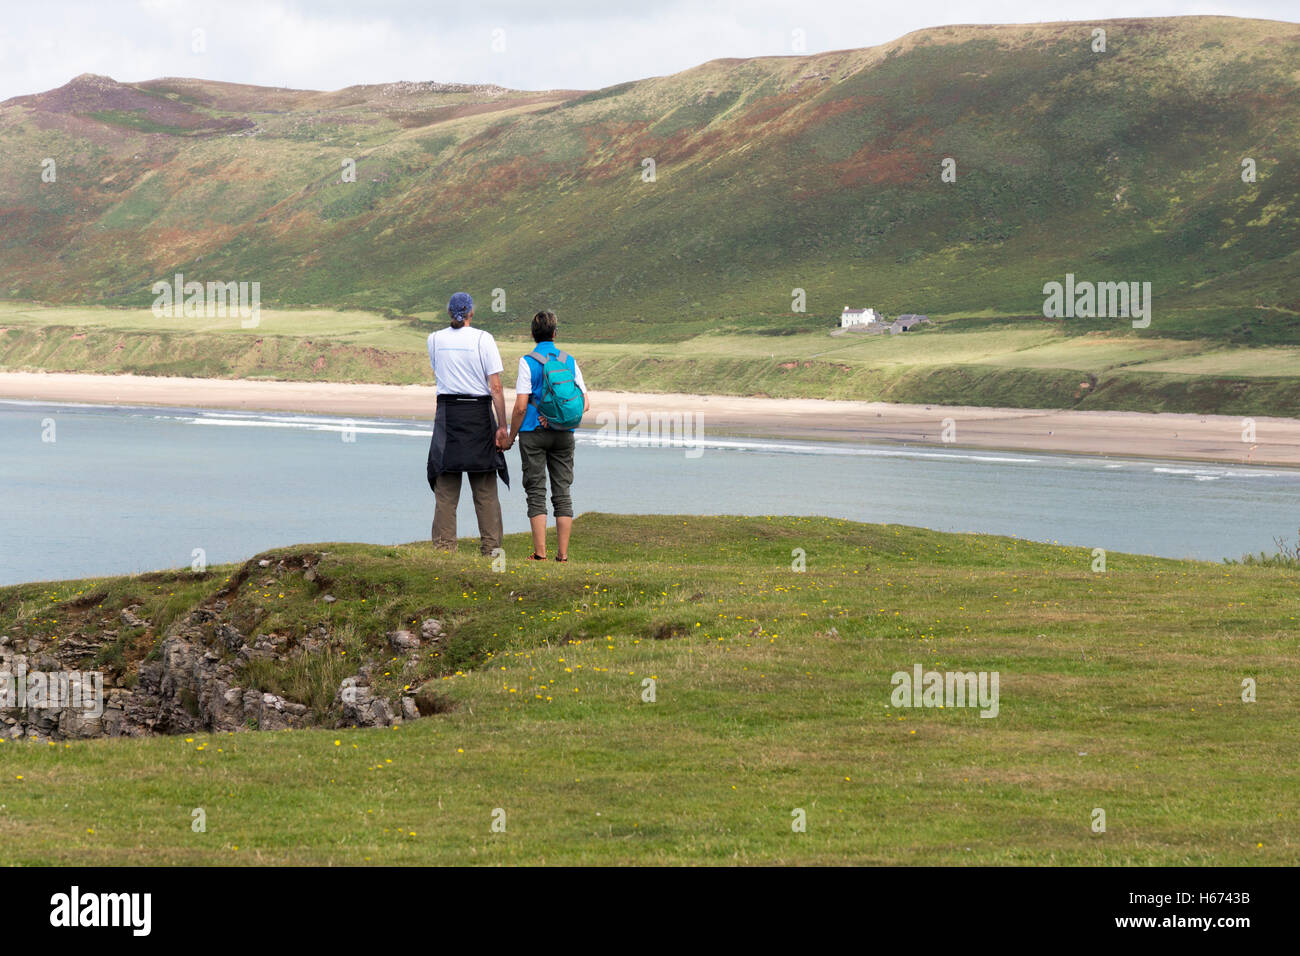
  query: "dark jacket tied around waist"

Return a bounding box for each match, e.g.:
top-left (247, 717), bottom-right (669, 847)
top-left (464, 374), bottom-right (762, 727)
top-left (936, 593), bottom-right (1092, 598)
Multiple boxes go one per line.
top-left (426, 394), bottom-right (509, 491)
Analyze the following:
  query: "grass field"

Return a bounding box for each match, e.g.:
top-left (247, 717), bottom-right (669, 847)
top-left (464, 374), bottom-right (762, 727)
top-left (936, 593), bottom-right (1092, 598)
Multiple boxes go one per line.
top-left (0, 514), bottom-right (1295, 864)
top-left (5, 301), bottom-right (1300, 415)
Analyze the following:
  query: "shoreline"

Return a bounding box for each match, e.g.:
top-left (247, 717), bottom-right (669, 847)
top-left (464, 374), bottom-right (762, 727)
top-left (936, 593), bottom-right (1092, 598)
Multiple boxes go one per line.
top-left (2, 370), bottom-right (1299, 467)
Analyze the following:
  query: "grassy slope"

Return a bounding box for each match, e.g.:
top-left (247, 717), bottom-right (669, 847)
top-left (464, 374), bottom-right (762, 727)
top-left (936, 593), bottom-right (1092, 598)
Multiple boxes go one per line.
top-left (2, 17), bottom-right (1299, 416)
top-left (0, 17), bottom-right (1297, 347)
top-left (0, 515), bottom-right (1295, 864)
top-left (6, 302), bottom-right (1300, 415)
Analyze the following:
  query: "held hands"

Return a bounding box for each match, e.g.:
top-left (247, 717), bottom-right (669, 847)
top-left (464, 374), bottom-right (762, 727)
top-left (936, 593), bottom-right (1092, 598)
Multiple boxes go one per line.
top-left (496, 426), bottom-right (514, 450)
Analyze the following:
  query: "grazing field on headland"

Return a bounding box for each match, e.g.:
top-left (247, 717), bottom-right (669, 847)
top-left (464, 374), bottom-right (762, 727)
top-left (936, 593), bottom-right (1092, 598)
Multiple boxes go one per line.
top-left (0, 515), bottom-right (1295, 865)
top-left (5, 303), bottom-right (1300, 419)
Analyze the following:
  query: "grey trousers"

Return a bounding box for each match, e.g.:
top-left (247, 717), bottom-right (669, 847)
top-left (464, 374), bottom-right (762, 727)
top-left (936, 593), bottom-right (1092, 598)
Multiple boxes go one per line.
top-left (431, 471), bottom-right (503, 554)
top-left (519, 429), bottom-right (576, 518)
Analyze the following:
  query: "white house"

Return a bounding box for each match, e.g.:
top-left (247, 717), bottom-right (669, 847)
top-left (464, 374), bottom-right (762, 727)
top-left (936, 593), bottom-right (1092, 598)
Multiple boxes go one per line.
top-left (841, 306), bottom-right (880, 328)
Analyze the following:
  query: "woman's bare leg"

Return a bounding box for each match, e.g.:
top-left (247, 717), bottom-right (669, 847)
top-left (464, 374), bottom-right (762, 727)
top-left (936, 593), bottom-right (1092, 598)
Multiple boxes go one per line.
top-left (530, 514), bottom-right (548, 557)
top-left (556, 516), bottom-right (573, 559)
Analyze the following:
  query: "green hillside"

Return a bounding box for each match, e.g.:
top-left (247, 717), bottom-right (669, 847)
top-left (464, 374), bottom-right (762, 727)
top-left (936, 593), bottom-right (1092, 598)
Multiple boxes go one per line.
top-left (1, 15), bottom-right (1297, 346)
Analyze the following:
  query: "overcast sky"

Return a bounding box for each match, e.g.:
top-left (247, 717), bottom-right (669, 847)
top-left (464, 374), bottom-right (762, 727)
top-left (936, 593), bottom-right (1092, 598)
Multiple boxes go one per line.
top-left (1, 0), bottom-right (1293, 100)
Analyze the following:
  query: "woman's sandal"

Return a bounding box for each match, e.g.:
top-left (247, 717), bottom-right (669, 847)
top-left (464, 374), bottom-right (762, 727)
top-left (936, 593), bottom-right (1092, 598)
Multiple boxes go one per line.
top-left (555, 554), bottom-right (568, 562)
top-left (529, 553), bottom-right (547, 561)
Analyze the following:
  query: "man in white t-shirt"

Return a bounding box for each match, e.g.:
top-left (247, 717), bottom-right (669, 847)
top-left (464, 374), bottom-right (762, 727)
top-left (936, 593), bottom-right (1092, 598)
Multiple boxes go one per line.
top-left (425, 292), bottom-right (510, 554)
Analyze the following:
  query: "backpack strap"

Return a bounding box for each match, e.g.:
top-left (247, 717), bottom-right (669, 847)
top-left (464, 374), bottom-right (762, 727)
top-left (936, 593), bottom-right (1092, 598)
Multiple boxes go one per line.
top-left (525, 351), bottom-right (549, 408)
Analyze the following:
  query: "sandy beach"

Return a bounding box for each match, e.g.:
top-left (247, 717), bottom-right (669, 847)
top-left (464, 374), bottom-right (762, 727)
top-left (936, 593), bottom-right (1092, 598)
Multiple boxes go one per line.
top-left (1, 370), bottom-right (1298, 467)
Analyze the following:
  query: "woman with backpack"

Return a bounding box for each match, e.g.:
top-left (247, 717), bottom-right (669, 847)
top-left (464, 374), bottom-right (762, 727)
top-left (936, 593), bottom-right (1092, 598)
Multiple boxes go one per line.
top-left (504, 310), bottom-right (589, 562)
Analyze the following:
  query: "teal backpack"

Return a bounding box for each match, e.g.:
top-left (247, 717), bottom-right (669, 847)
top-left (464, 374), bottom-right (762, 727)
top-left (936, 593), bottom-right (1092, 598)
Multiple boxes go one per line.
top-left (527, 349), bottom-right (585, 430)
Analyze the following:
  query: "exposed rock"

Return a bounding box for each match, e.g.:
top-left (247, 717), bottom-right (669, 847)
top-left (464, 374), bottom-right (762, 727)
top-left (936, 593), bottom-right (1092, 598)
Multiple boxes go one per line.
top-left (336, 677), bottom-right (397, 728)
top-left (50, 633), bottom-right (100, 666)
top-left (2, 579), bottom-right (420, 739)
top-left (215, 622), bottom-right (244, 651)
top-left (293, 636), bottom-right (324, 657)
top-left (388, 629), bottom-right (419, 653)
top-left (238, 636), bottom-right (277, 662)
top-left (100, 689), bottom-right (133, 737)
top-left (420, 619), bottom-right (443, 641)
top-left (120, 606), bottom-right (148, 628)
top-left (256, 692), bottom-right (288, 731)
top-left (27, 707), bottom-right (60, 737)
top-left (207, 683), bottom-right (245, 731)
top-left (322, 594), bottom-right (337, 604)
top-left (59, 706), bottom-right (103, 738)
top-left (401, 697), bottom-right (420, 722)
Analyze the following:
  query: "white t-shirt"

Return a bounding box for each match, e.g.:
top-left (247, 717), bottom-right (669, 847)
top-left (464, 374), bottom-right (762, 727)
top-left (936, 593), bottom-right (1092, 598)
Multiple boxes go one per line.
top-left (427, 326), bottom-right (504, 396)
top-left (515, 354), bottom-right (587, 395)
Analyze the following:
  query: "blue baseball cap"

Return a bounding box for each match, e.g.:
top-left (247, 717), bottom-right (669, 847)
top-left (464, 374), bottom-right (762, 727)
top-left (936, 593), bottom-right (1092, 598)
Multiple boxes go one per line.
top-left (448, 292), bottom-right (474, 321)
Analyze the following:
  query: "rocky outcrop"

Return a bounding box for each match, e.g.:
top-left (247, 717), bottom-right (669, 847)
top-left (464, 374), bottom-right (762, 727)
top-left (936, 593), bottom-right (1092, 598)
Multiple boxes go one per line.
top-left (0, 556), bottom-right (450, 740)
top-left (106, 611), bottom-right (312, 736)
top-left (336, 675), bottom-right (397, 729)
top-left (335, 619), bottom-right (442, 728)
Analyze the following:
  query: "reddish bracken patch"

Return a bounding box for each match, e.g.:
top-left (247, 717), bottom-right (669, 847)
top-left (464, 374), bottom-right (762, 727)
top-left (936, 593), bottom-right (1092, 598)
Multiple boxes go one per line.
top-left (832, 119), bottom-right (934, 188)
top-left (653, 127), bottom-right (727, 165)
top-left (441, 154), bottom-right (551, 213)
top-left (581, 122), bottom-right (654, 179)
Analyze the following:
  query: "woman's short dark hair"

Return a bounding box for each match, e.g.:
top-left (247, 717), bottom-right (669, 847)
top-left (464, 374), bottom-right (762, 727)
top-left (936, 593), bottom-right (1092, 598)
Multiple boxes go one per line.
top-left (531, 310), bottom-right (558, 343)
